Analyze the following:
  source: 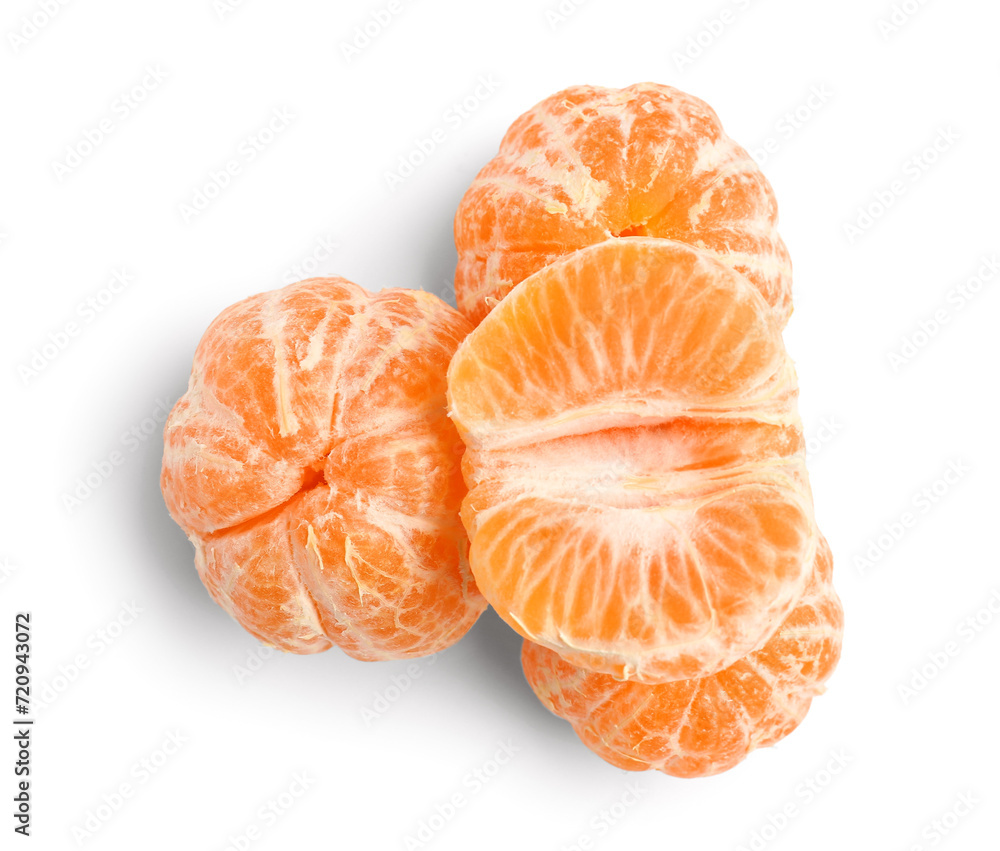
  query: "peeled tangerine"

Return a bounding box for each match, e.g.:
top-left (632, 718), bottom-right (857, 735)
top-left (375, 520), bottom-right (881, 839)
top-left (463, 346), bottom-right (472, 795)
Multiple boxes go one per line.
top-left (161, 278), bottom-right (486, 658)
top-left (522, 537), bottom-right (843, 778)
top-left (448, 238), bottom-right (819, 684)
top-left (454, 82), bottom-right (792, 327)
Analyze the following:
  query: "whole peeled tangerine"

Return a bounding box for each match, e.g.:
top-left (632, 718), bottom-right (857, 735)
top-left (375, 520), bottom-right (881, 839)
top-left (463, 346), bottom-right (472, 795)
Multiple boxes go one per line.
top-left (454, 82), bottom-right (792, 326)
top-left (161, 278), bottom-right (486, 658)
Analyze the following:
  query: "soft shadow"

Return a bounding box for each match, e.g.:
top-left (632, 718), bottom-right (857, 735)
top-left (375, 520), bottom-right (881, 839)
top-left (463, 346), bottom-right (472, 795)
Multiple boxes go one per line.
top-left (131, 347), bottom-right (220, 622)
top-left (412, 182), bottom-right (461, 307)
top-left (457, 608), bottom-right (566, 729)
top-left (412, 140), bottom-right (498, 308)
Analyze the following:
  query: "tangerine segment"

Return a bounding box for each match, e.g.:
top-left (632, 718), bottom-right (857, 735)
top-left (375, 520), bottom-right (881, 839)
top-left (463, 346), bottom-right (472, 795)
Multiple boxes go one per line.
top-left (448, 238), bottom-right (814, 683)
top-left (162, 279), bottom-right (362, 535)
top-left (470, 478), bottom-right (814, 683)
top-left (162, 278), bottom-right (486, 657)
top-left (448, 238), bottom-right (798, 451)
top-left (194, 495), bottom-right (331, 654)
top-left (454, 82), bottom-right (791, 325)
top-left (522, 538), bottom-right (843, 778)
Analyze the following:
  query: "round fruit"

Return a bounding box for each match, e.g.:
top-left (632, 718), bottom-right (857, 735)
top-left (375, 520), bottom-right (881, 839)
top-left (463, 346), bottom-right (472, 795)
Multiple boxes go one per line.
top-left (162, 278), bottom-right (486, 658)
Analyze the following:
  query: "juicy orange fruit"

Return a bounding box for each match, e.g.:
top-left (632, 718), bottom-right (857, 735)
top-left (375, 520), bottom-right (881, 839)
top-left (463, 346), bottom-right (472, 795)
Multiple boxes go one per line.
top-left (522, 537), bottom-right (843, 778)
top-left (161, 278), bottom-right (486, 658)
top-left (448, 237), bottom-right (818, 684)
top-left (454, 82), bottom-right (791, 326)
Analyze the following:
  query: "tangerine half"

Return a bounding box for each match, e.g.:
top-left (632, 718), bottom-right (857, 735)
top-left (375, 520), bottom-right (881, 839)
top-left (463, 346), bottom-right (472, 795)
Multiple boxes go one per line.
top-left (161, 278), bottom-right (486, 658)
top-left (448, 238), bottom-right (817, 683)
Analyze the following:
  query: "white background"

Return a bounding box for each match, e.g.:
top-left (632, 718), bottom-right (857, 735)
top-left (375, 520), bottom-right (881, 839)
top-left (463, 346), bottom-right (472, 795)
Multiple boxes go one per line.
top-left (2, 0), bottom-right (998, 849)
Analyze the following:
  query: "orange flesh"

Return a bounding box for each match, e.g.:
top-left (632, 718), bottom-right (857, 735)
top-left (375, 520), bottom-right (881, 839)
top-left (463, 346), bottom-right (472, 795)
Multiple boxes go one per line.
top-left (522, 537), bottom-right (843, 777)
top-left (454, 82), bottom-right (791, 326)
top-left (162, 278), bottom-right (486, 657)
top-left (448, 239), bottom-right (817, 683)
